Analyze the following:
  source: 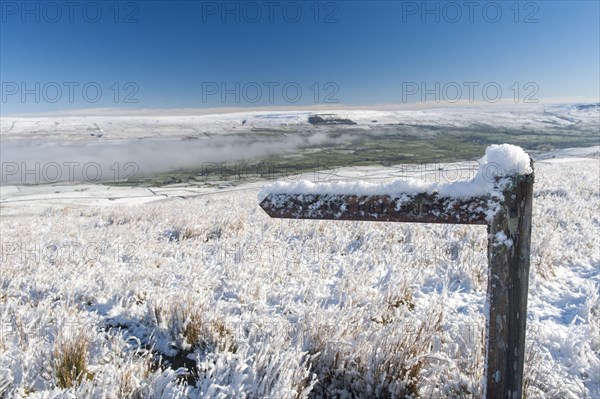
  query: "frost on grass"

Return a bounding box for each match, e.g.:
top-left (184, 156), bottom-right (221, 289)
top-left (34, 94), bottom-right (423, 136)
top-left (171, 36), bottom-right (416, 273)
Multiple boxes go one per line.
top-left (0, 152), bottom-right (598, 398)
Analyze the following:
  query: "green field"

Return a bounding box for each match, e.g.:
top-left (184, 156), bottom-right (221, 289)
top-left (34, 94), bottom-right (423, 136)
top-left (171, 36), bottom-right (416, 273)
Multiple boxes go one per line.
top-left (116, 124), bottom-right (599, 187)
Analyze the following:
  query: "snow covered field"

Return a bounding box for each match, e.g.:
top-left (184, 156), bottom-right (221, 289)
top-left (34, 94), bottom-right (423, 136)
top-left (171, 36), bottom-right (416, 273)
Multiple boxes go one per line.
top-left (0, 146), bottom-right (598, 398)
top-left (2, 104), bottom-right (599, 143)
top-left (2, 103), bottom-right (598, 188)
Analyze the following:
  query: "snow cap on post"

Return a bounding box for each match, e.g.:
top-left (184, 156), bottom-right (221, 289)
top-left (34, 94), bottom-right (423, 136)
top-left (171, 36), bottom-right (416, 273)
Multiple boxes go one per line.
top-left (478, 144), bottom-right (533, 179)
top-left (258, 144), bottom-right (533, 201)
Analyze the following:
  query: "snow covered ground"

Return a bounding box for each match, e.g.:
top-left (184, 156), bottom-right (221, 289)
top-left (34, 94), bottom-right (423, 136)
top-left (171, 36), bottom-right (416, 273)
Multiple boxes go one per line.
top-left (0, 146), bottom-right (598, 398)
top-left (2, 103), bottom-right (598, 187)
top-left (1, 103), bottom-right (598, 143)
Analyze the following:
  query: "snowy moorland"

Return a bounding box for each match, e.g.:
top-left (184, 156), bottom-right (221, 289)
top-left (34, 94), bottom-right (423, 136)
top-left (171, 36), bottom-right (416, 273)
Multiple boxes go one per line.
top-left (2, 103), bottom-right (598, 187)
top-left (0, 147), bottom-right (598, 398)
top-left (2, 103), bottom-right (598, 142)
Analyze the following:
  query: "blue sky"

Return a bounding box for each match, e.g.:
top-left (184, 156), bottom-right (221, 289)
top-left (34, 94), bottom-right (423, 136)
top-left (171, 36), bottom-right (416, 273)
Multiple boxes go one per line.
top-left (1, 1), bottom-right (599, 115)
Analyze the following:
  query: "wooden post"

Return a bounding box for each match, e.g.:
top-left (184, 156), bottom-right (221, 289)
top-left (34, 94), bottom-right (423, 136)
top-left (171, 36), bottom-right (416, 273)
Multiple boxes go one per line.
top-left (485, 166), bottom-right (534, 399)
top-left (259, 162), bottom-right (534, 399)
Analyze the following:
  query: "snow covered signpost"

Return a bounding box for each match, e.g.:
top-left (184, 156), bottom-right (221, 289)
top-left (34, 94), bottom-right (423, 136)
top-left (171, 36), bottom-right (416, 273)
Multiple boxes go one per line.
top-left (259, 144), bottom-right (534, 399)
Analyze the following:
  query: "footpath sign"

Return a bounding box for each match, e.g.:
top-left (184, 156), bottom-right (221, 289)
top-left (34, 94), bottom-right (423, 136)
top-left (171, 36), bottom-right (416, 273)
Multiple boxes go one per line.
top-left (259, 145), bottom-right (534, 399)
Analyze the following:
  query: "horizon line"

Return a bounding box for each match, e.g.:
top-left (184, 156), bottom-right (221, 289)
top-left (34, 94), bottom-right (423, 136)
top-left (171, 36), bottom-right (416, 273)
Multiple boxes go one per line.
top-left (2, 97), bottom-right (598, 118)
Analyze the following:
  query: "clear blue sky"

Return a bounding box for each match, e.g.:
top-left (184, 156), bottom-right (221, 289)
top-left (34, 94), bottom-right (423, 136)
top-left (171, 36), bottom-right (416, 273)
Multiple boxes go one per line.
top-left (1, 1), bottom-right (599, 115)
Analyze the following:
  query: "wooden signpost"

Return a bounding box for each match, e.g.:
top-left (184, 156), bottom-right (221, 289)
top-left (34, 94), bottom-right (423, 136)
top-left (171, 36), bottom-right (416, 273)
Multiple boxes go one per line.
top-left (259, 162), bottom-right (534, 399)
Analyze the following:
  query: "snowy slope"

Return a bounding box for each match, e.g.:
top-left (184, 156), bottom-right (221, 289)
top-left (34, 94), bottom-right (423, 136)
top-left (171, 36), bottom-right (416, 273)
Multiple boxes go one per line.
top-left (0, 147), bottom-right (598, 398)
top-left (1, 103), bottom-right (598, 142)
